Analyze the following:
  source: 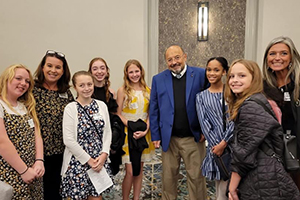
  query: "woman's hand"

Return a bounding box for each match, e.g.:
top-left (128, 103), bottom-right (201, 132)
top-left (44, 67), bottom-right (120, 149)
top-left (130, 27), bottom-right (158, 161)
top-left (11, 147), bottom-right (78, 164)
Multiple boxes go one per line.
top-left (133, 130), bottom-right (147, 139)
top-left (212, 140), bottom-right (227, 156)
top-left (21, 167), bottom-right (38, 184)
top-left (32, 160), bottom-right (45, 178)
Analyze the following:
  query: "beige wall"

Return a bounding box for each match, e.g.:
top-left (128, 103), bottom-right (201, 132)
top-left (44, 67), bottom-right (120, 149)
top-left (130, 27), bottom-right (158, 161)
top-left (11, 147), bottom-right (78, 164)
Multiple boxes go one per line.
top-left (2, 0), bottom-right (299, 90)
top-left (0, 0), bottom-right (149, 92)
top-left (255, 0), bottom-right (300, 66)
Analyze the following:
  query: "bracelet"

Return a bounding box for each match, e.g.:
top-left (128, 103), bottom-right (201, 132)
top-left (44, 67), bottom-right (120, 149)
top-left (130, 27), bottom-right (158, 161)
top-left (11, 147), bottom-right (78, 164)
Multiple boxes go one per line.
top-left (19, 166), bottom-right (29, 175)
top-left (35, 158), bottom-right (44, 162)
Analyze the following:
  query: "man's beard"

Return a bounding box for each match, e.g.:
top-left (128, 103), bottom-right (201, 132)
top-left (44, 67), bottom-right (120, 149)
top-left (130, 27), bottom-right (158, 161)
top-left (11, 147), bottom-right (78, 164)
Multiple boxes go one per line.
top-left (169, 64), bottom-right (184, 74)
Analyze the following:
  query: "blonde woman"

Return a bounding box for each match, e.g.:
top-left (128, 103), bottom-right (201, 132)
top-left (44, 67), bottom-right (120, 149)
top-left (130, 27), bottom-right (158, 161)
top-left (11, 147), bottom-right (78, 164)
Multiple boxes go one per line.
top-left (116, 59), bottom-right (155, 200)
top-left (0, 64), bottom-right (44, 199)
top-left (262, 36), bottom-right (300, 189)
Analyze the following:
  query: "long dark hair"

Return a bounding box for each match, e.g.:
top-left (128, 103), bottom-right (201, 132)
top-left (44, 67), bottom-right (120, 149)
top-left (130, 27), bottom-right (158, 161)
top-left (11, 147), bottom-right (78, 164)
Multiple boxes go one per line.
top-left (34, 51), bottom-right (71, 93)
top-left (203, 57), bottom-right (229, 89)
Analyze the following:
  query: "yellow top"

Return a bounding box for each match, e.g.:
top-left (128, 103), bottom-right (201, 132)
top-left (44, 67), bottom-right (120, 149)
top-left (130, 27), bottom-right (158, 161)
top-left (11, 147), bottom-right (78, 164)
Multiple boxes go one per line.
top-left (122, 88), bottom-right (155, 164)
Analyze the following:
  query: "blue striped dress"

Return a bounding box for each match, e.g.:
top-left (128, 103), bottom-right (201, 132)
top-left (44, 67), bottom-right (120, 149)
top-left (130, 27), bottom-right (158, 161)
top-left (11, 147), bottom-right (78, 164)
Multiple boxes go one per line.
top-left (196, 89), bottom-right (234, 180)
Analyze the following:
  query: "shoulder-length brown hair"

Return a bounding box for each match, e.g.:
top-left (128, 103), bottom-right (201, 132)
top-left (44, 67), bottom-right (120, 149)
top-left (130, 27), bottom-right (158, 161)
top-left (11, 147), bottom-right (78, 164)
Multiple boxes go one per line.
top-left (224, 59), bottom-right (263, 120)
top-left (88, 57), bottom-right (111, 103)
top-left (34, 52), bottom-right (71, 93)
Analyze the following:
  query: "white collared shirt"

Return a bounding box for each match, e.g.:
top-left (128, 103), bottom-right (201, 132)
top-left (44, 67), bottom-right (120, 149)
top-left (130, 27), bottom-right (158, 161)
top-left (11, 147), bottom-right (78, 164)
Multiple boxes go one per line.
top-left (171, 64), bottom-right (187, 79)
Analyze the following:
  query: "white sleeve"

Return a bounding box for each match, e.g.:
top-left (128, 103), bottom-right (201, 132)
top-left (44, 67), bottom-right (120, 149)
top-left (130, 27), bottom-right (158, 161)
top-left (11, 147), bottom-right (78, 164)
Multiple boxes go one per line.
top-left (0, 104), bottom-right (3, 118)
top-left (63, 103), bottom-right (90, 164)
top-left (98, 101), bottom-right (112, 155)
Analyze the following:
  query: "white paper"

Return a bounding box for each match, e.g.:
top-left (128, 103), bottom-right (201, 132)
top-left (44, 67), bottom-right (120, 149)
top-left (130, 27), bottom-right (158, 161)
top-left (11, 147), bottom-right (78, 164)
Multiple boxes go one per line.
top-left (87, 167), bottom-right (113, 194)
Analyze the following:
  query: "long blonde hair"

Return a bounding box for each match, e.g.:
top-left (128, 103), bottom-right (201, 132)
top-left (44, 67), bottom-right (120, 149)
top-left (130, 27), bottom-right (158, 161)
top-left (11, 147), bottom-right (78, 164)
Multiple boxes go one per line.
top-left (123, 59), bottom-right (149, 107)
top-left (262, 36), bottom-right (300, 101)
top-left (224, 59), bottom-right (263, 120)
top-left (0, 64), bottom-right (40, 131)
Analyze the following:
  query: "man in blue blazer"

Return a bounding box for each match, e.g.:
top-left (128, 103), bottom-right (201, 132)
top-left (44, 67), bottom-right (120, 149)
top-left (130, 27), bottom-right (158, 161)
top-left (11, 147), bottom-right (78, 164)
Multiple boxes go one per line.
top-left (149, 45), bottom-right (207, 200)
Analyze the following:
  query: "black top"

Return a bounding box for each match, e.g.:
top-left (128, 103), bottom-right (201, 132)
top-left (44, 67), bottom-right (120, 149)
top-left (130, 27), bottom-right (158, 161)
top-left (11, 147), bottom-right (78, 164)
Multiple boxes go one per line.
top-left (93, 86), bottom-right (118, 113)
top-left (171, 73), bottom-right (193, 137)
top-left (263, 80), bottom-right (295, 134)
top-left (93, 86), bottom-right (124, 175)
top-left (93, 86), bottom-right (106, 102)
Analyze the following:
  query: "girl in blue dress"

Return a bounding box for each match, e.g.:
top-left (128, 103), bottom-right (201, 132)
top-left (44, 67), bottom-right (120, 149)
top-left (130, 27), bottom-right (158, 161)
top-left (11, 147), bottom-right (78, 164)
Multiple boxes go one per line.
top-left (196, 57), bottom-right (234, 200)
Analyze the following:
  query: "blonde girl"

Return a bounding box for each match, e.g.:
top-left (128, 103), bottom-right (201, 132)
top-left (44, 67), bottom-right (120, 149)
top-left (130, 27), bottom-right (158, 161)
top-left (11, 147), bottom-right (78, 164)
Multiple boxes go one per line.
top-left (116, 59), bottom-right (155, 200)
top-left (0, 64), bottom-right (44, 199)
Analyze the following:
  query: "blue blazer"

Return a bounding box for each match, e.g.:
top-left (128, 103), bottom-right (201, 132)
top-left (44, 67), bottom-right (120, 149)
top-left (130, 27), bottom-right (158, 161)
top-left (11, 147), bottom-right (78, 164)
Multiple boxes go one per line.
top-left (149, 65), bottom-right (206, 152)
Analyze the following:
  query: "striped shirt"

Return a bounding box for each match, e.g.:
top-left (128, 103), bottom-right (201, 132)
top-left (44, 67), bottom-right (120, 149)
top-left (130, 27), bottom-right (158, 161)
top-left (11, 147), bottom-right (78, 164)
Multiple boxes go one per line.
top-left (196, 89), bottom-right (234, 180)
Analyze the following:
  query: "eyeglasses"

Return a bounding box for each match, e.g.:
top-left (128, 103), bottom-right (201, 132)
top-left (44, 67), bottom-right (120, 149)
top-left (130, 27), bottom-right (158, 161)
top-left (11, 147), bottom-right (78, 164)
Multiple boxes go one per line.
top-left (46, 50), bottom-right (65, 58)
top-left (167, 54), bottom-right (184, 63)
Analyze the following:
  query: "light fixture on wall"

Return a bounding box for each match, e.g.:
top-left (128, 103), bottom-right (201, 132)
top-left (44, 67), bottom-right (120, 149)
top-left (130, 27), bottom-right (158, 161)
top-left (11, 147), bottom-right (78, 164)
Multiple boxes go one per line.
top-left (198, 2), bottom-right (209, 41)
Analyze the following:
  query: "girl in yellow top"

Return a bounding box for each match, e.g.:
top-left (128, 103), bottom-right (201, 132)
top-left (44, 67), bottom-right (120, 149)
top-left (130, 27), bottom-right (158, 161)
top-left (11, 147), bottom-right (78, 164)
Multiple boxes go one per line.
top-left (116, 59), bottom-right (155, 200)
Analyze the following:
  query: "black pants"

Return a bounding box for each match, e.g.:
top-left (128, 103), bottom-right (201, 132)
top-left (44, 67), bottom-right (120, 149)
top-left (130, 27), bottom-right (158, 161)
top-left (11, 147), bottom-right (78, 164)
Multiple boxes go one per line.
top-left (44, 154), bottom-right (63, 200)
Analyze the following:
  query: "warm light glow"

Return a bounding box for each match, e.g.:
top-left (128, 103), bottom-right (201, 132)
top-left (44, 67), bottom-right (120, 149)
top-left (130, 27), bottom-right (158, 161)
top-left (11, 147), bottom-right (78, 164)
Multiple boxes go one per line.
top-left (203, 7), bottom-right (208, 37)
top-left (198, 6), bottom-right (203, 37)
top-left (198, 2), bottom-right (209, 41)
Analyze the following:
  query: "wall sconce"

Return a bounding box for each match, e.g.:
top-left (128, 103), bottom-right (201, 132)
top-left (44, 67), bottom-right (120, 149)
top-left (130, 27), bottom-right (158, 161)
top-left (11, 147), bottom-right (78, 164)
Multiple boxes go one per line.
top-left (198, 2), bottom-right (209, 41)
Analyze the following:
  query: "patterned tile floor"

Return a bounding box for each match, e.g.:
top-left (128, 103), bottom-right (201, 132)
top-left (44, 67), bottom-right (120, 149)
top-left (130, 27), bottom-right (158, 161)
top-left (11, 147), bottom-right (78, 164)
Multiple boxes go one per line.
top-left (102, 149), bottom-right (216, 200)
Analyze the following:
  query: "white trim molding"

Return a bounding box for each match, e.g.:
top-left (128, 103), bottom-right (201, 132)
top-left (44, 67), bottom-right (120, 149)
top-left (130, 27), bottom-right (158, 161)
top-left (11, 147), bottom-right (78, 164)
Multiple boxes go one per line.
top-left (244, 0), bottom-right (259, 61)
top-left (147, 0), bottom-right (159, 85)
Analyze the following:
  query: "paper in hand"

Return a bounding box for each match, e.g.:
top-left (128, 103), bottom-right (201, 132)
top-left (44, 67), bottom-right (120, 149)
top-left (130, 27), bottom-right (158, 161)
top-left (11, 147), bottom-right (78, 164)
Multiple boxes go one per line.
top-left (87, 167), bottom-right (113, 194)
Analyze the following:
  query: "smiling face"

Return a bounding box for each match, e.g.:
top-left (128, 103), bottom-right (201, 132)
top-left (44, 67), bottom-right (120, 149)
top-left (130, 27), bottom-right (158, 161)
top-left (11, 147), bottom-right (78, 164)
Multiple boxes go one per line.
top-left (206, 60), bottom-right (225, 84)
top-left (7, 68), bottom-right (30, 100)
top-left (127, 64), bottom-right (141, 84)
top-left (267, 43), bottom-right (291, 73)
top-left (74, 74), bottom-right (94, 100)
top-left (165, 45), bottom-right (187, 74)
top-left (228, 63), bottom-right (253, 95)
top-left (90, 60), bottom-right (108, 84)
top-left (42, 56), bottom-right (64, 86)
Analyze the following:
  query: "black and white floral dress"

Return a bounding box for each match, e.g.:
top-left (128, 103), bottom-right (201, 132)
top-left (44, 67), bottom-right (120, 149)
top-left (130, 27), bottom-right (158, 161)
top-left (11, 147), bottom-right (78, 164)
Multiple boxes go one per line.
top-left (61, 100), bottom-right (112, 199)
top-left (0, 101), bottom-right (43, 200)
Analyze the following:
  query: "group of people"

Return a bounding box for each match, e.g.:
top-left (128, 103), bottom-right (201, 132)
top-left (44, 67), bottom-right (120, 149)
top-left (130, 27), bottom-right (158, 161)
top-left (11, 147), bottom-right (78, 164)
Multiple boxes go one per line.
top-left (1, 35), bottom-right (300, 200)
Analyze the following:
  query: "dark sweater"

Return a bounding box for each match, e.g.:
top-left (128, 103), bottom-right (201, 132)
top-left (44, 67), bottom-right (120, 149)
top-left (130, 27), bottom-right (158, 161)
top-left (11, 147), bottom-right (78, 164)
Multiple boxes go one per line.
top-left (127, 119), bottom-right (149, 176)
top-left (171, 74), bottom-right (193, 137)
